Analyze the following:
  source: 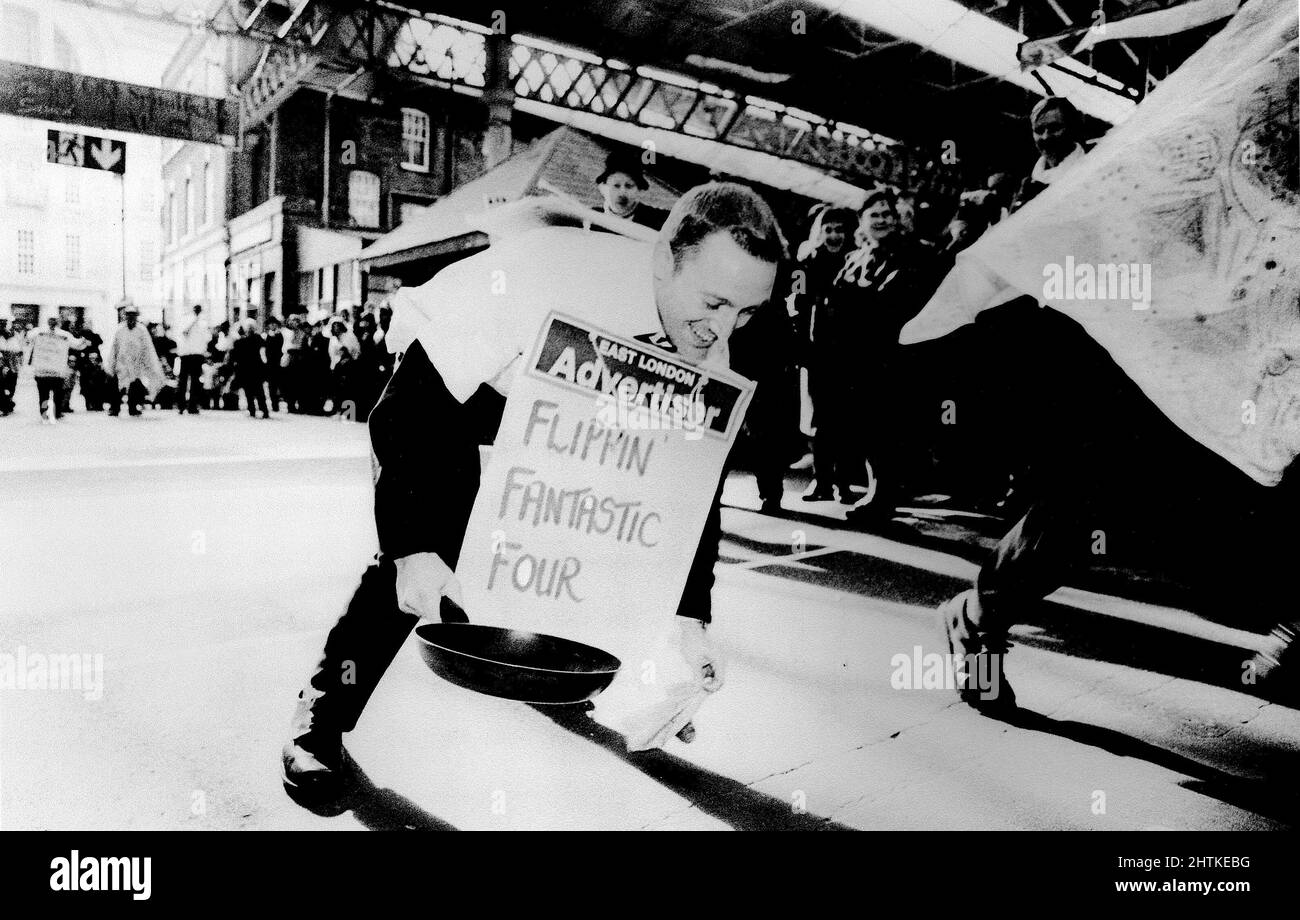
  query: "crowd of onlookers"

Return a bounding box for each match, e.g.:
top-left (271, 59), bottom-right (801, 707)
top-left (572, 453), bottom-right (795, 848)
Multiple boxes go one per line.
top-left (735, 95), bottom-right (1095, 522)
top-left (0, 301), bottom-right (396, 423)
top-left (3, 96), bottom-right (1091, 527)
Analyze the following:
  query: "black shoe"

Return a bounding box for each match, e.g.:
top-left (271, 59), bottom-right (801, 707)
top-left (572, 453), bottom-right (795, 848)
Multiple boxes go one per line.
top-left (187, 408), bottom-right (200, 415)
top-left (759, 498), bottom-right (782, 516)
top-left (837, 488), bottom-right (859, 504)
top-left (801, 483), bottom-right (835, 502)
top-left (939, 590), bottom-right (1017, 714)
top-left (281, 731), bottom-right (355, 810)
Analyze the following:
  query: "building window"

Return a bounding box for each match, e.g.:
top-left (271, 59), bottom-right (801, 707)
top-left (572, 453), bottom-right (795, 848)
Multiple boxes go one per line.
top-left (168, 191), bottom-right (178, 244)
top-left (203, 160), bottom-right (215, 226)
top-left (347, 170), bottom-right (381, 228)
top-left (185, 176), bottom-right (195, 236)
top-left (65, 234), bottom-right (80, 278)
top-left (401, 108), bottom-right (430, 172)
top-left (16, 229), bottom-right (34, 275)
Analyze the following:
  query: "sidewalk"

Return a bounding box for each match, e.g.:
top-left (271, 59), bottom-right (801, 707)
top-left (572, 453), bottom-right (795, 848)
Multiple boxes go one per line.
top-left (719, 460), bottom-right (1280, 643)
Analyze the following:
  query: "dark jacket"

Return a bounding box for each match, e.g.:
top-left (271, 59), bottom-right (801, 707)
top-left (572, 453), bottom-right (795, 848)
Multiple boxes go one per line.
top-left (230, 333), bottom-right (266, 386)
top-left (593, 202), bottom-right (670, 233)
top-left (370, 338), bottom-right (721, 623)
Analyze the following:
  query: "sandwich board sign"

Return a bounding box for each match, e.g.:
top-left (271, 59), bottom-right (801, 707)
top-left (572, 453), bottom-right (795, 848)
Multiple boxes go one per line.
top-left (46, 129), bottom-right (126, 174)
top-left (455, 312), bottom-right (754, 723)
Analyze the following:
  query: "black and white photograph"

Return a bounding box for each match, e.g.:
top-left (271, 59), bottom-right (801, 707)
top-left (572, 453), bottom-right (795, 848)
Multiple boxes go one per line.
top-left (0, 0), bottom-right (1297, 897)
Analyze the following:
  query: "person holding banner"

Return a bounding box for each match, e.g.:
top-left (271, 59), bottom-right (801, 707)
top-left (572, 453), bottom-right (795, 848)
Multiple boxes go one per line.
top-left (282, 182), bottom-right (786, 803)
top-left (911, 0), bottom-right (1299, 714)
top-left (27, 315), bottom-right (86, 423)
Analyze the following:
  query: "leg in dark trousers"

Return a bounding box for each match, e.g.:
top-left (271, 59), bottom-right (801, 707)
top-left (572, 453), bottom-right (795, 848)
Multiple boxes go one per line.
top-left (127, 380), bottom-right (147, 415)
top-left (289, 560), bottom-right (419, 743)
top-left (243, 382), bottom-right (268, 417)
top-left (265, 369), bottom-right (281, 412)
top-left (36, 376), bottom-right (62, 418)
top-left (0, 369), bottom-right (15, 414)
top-left (177, 355), bottom-right (204, 412)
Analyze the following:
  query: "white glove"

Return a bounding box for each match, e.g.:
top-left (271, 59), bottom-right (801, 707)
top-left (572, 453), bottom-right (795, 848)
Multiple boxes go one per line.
top-left (678, 619), bottom-right (724, 692)
top-left (394, 552), bottom-right (464, 620)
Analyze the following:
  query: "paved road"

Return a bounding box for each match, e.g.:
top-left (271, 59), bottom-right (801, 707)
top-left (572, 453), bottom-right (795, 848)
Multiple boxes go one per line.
top-left (1, 408), bottom-right (1295, 830)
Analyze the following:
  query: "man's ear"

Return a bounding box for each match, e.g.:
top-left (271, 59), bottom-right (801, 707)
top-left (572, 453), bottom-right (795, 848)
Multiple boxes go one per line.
top-left (652, 240), bottom-right (675, 285)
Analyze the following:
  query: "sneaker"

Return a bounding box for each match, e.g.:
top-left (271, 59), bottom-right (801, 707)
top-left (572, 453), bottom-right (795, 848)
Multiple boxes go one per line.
top-left (938, 589), bottom-right (1017, 713)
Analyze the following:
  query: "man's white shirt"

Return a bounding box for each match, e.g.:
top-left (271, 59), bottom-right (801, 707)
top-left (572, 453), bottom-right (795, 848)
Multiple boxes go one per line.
top-left (390, 228), bottom-right (660, 403)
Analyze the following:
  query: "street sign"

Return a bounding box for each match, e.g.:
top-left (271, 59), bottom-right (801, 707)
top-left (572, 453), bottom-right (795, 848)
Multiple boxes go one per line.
top-left (3, 61), bottom-right (233, 147)
top-left (46, 130), bottom-right (126, 174)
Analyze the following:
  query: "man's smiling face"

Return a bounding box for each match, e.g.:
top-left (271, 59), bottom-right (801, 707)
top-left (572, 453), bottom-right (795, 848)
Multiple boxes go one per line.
top-left (653, 231), bottom-right (778, 366)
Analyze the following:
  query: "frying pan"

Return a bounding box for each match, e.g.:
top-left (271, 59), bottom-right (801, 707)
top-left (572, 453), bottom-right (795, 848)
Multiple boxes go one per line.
top-left (414, 598), bottom-right (622, 705)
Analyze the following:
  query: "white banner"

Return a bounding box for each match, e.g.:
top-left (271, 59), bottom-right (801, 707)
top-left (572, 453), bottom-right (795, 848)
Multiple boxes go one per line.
top-left (903, 0), bottom-right (1299, 486)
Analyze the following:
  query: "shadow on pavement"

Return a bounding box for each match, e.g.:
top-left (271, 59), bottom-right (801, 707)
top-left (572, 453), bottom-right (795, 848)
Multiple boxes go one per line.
top-left (999, 708), bottom-right (1298, 828)
top-left (529, 704), bottom-right (854, 831)
top-left (742, 539), bottom-right (1286, 704)
top-left (286, 748), bottom-right (459, 831)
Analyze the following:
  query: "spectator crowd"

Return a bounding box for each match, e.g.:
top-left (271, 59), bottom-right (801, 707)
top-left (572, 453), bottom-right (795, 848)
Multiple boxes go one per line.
top-left (0, 96), bottom-right (1092, 529)
top-left (0, 301), bottom-right (396, 424)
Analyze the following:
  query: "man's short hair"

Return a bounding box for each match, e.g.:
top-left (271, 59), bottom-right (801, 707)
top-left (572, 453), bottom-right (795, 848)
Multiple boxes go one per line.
top-left (662, 182), bottom-right (787, 269)
top-left (860, 189), bottom-right (898, 214)
top-left (1030, 96), bottom-right (1081, 129)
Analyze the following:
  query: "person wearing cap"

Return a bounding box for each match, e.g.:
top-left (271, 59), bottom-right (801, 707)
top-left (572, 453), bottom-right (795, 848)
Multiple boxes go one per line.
top-left (107, 304), bottom-right (163, 417)
top-left (281, 182), bottom-right (787, 804)
top-left (594, 150), bottom-right (671, 232)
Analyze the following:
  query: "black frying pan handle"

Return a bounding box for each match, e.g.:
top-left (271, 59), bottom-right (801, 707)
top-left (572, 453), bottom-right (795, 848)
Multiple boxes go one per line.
top-left (439, 595), bottom-right (470, 624)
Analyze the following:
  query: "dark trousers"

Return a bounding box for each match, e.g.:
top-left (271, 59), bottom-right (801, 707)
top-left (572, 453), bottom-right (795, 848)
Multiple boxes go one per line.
top-left (265, 367), bottom-right (282, 411)
top-left (0, 368), bottom-right (16, 414)
top-left (176, 355), bottom-right (205, 411)
top-left (966, 327), bottom-right (1292, 640)
top-left (242, 381), bottom-right (268, 416)
top-left (35, 376), bottom-right (63, 418)
top-left (110, 379), bottom-right (147, 415)
top-left (809, 370), bottom-right (857, 494)
top-left (291, 561), bottom-right (420, 740)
